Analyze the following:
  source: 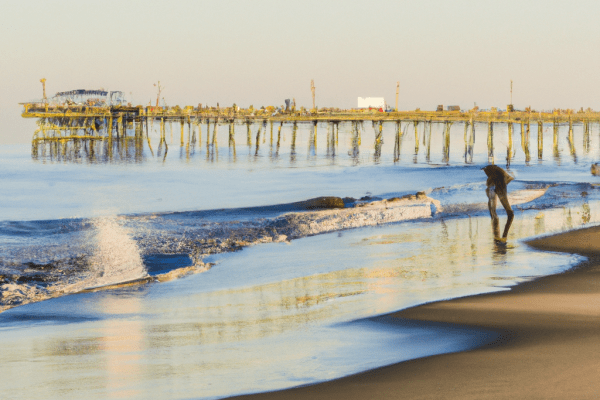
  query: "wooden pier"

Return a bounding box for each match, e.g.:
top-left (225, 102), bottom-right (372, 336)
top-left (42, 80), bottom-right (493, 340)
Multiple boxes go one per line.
top-left (22, 103), bottom-right (600, 165)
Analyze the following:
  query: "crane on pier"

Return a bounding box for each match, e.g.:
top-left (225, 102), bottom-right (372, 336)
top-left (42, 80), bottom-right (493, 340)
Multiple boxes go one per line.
top-left (154, 81), bottom-right (164, 107)
top-left (311, 80), bottom-right (316, 110)
top-left (395, 81), bottom-right (399, 111)
top-left (40, 78), bottom-right (47, 103)
top-left (507, 80), bottom-right (514, 112)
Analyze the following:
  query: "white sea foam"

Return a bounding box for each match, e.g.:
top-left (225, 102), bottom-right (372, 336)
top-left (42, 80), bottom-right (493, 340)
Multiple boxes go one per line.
top-left (441, 188), bottom-right (547, 214)
top-left (0, 282), bottom-right (49, 312)
top-left (88, 216), bottom-right (148, 287)
top-left (272, 196), bottom-right (442, 239)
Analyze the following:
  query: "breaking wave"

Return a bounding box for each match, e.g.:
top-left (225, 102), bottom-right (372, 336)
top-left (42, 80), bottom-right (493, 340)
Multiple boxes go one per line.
top-left (88, 216), bottom-right (148, 288)
top-left (1, 181), bottom-right (598, 312)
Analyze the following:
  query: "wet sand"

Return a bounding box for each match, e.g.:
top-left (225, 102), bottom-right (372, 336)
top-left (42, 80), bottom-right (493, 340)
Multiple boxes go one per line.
top-left (230, 225), bottom-right (600, 399)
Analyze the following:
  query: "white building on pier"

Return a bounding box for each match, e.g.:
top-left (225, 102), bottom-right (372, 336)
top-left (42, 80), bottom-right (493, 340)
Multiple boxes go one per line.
top-left (357, 97), bottom-right (386, 109)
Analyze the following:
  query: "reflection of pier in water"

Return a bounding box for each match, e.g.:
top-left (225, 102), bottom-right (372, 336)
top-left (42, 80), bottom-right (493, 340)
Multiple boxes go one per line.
top-left (32, 135), bottom-right (146, 164)
top-left (27, 108), bottom-right (600, 166)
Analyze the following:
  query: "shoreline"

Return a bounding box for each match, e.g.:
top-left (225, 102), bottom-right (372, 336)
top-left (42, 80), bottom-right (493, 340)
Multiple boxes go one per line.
top-left (229, 225), bottom-right (600, 399)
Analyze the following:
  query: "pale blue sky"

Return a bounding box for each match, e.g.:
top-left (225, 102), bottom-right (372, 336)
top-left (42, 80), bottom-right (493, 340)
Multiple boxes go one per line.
top-left (1, 0), bottom-right (599, 143)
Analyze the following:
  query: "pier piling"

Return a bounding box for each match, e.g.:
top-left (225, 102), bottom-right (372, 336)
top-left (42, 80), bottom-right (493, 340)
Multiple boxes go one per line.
top-left (414, 120), bottom-right (419, 155)
top-left (507, 122), bottom-right (514, 167)
top-left (487, 121), bottom-right (494, 163)
top-left (21, 101), bottom-right (600, 165)
top-left (537, 121), bottom-right (543, 160)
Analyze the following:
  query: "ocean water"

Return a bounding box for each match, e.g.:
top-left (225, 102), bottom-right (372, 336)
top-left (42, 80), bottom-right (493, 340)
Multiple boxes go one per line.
top-left (1, 120), bottom-right (600, 399)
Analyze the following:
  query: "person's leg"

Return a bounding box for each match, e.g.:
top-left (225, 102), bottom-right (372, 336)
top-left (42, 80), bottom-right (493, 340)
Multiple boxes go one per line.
top-left (486, 186), bottom-right (498, 219)
top-left (497, 190), bottom-right (514, 238)
top-left (486, 186), bottom-right (501, 238)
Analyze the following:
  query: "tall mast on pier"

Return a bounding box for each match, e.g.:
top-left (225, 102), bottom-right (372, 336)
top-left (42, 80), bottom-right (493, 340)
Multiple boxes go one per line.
top-left (40, 78), bottom-right (47, 103)
top-left (154, 81), bottom-right (164, 107)
top-left (395, 81), bottom-right (399, 111)
top-left (311, 80), bottom-right (316, 110)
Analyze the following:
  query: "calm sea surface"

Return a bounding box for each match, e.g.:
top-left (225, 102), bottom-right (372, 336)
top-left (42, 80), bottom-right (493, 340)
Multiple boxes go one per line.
top-left (1, 120), bottom-right (599, 399)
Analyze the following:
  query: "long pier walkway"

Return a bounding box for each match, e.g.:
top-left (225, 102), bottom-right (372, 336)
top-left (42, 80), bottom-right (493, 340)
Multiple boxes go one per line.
top-left (22, 103), bottom-right (600, 166)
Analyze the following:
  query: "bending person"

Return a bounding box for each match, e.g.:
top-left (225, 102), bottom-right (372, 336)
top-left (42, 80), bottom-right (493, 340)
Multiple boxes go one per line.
top-left (482, 165), bottom-right (514, 242)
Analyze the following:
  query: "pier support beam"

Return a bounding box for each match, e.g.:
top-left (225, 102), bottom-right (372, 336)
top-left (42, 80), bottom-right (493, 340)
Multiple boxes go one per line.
top-left (188, 117), bottom-right (192, 148)
top-left (328, 122), bottom-right (337, 157)
top-left (275, 121), bottom-right (283, 156)
top-left (584, 119), bottom-right (590, 154)
top-left (425, 121), bottom-right (432, 162)
top-left (468, 118), bottom-right (475, 164)
top-left (121, 115), bottom-right (127, 138)
top-left (394, 121), bottom-right (402, 162)
top-left (246, 120), bottom-right (252, 147)
top-left (553, 119), bottom-right (559, 162)
top-left (537, 121), bottom-right (543, 160)
top-left (313, 121), bottom-right (318, 151)
top-left (108, 115), bottom-right (114, 144)
top-left (567, 116), bottom-right (576, 162)
top-left (414, 120), bottom-right (419, 155)
top-left (308, 121), bottom-right (317, 157)
top-left (229, 121), bottom-right (235, 148)
top-left (374, 121), bottom-right (383, 162)
top-left (568, 116), bottom-right (573, 141)
top-left (291, 122), bottom-right (298, 160)
top-left (196, 120), bottom-right (201, 145)
top-left (463, 121), bottom-right (469, 161)
top-left (213, 119), bottom-right (219, 155)
top-left (351, 121), bottom-right (361, 163)
top-left (180, 118), bottom-right (185, 147)
top-left (507, 122), bottom-right (513, 167)
top-left (228, 121), bottom-right (236, 159)
top-left (158, 117), bottom-right (168, 160)
top-left (206, 119), bottom-right (210, 148)
top-left (145, 117), bottom-right (154, 156)
top-left (521, 120), bottom-right (530, 165)
top-left (487, 121), bottom-right (494, 163)
top-left (255, 122), bottom-right (262, 156)
top-left (443, 121), bottom-right (451, 164)
top-left (117, 114), bottom-right (123, 138)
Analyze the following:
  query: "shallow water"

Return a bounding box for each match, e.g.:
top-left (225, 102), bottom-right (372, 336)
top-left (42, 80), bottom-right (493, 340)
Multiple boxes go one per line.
top-left (0, 206), bottom-right (594, 399)
top-left (1, 120), bottom-right (600, 399)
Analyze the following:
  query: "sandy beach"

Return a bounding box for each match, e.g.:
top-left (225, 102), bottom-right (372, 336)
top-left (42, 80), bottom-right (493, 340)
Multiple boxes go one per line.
top-left (230, 225), bottom-right (600, 399)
